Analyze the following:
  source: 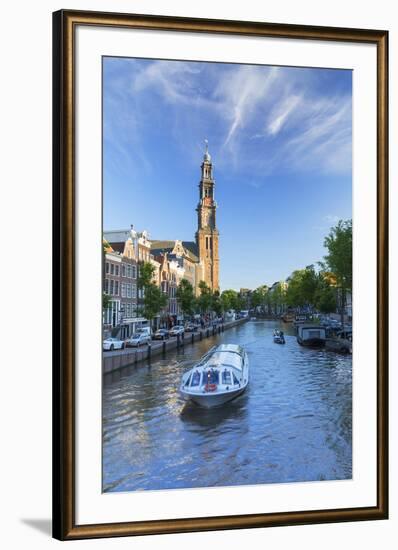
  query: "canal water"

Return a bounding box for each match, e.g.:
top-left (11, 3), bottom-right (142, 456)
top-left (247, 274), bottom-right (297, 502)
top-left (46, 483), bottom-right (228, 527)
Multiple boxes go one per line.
top-left (103, 320), bottom-right (352, 493)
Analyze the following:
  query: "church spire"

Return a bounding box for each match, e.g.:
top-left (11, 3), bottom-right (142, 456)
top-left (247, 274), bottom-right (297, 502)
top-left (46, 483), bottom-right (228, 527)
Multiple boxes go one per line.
top-left (203, 139), bottom-right (211, 162)
top-left (195, 141), bottom-right (219, 291)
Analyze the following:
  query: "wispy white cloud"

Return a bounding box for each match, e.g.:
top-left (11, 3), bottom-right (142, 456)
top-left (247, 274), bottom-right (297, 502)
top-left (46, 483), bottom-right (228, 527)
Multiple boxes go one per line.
top-left (267, 94), bottom-right (302, 135)
top-left (282, 97), bottom-right (352, 173)
top-left (213, 65), bottom-right (279, 146)
top-left (105, 58), bottom-right (352, 182)
top-left (132, 60), bottom-right (212, 109)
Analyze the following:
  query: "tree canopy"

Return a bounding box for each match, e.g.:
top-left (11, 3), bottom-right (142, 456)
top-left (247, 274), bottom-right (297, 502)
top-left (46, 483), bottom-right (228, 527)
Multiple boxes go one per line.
top-left (176, 279), bottom-right (196, 316)
top-left (138, 261), bottom-right (167, 322)
top-left (197, 281), bottom-right (213, 314)
top-left (323, 219), bottom-right (352, 292)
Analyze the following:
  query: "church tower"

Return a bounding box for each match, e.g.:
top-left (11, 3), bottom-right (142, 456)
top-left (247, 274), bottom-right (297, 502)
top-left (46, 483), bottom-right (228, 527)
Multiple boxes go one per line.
top-left (195, 140), bottom-right (219, 292)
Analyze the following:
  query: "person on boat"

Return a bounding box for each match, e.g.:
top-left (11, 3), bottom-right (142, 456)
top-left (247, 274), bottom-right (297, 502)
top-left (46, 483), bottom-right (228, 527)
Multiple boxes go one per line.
top-left (280, 330), bottom-right (285, 343)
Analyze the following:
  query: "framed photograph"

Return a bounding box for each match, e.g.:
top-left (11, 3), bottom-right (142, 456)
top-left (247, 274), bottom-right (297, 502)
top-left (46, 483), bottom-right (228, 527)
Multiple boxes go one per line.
top-left (53, 9), bottom-right (388, 540)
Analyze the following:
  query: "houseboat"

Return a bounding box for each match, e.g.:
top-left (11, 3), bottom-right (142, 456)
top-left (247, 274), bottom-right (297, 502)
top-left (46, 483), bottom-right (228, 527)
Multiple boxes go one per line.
top-left (296, 324), bottom-right (326, 347)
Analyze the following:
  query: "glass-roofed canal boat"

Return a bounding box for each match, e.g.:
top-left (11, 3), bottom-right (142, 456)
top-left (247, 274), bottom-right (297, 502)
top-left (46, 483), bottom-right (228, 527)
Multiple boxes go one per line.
top-left (180, 344), bottom-right (249, 408)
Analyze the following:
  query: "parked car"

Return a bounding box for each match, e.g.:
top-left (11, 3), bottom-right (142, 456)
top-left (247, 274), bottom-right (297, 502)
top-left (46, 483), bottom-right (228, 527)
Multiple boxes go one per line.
top-left (103, 337), bottom-right (125, 351)
top-left (153, 328), bottom-right (170, 340)
top-left (135, 326), bottom-right (151, 337)
top-left (126, 333), bottom-right (151, 347)
top-left (185, 323), bottom-right (198, 332)
top-left (169, 325), bottom-right (185, 336)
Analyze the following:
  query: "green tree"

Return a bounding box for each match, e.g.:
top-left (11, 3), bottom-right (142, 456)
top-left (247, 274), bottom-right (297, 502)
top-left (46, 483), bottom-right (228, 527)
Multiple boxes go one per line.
top-left (286, 270), bottom-right (306, 308)
top-left (315, 282), bottom-right (337, 314)
top-left (138, 261), bottom-right (156, 288)
top-left (176, 279), bottom-right (196, 317)
top-left (137, 261), bottom-right (167, 326)
top-left (251, 285), bottom-right (269, 311)
top-left (197, 281), bottom-right (212, 314)
top-left (211, 290), bottom-right (223, 316)
top-left (140, 284), bottom-right (168, 324)
top-left (285, 267), bottom-right (319, 310)
top-left (103, 291), bottom-right (111, 310)
top-left (323, 219), bottom-right (352, 324)
top-left (270, 282), bottom-right (287, 314)
top-left (300, 265), bottom-right (320, 309)
top-left (220, 289), bottom-right (239, 311)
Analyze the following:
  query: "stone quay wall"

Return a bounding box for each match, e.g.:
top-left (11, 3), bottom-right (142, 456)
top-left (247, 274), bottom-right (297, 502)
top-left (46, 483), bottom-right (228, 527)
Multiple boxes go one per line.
top-left (103, 317), bottom-right (248, 375)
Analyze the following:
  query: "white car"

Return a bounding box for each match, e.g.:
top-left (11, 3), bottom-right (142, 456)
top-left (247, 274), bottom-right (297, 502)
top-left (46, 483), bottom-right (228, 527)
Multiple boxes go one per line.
top-left (103, 337), bottom-right (125, 351)
top-left (169, 325), bottom-right (185, 336)
top-left (126, 333), bottom-right (151, 347)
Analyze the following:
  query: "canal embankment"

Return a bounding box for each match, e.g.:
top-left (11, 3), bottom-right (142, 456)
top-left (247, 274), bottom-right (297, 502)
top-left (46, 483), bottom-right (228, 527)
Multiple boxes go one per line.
top-left (103, 317), bottom-right (248, 374)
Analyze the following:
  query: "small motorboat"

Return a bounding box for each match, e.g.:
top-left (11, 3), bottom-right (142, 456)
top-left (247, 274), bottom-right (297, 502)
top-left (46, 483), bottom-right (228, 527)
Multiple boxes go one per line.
top-left (180, 344), bottom-right (249, 408)
top-left (273, 329), bottom-right (285, 344)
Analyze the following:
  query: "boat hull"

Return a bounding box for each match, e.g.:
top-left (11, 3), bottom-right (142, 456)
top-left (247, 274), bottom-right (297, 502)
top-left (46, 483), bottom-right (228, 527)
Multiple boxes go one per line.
top-left (297, 336), bottom-right (325, 347)
top-left (181, 386), bottom-right (247, 408)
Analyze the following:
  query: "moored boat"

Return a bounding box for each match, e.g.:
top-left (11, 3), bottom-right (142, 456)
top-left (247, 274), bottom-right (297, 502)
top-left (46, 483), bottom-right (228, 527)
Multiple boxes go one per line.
top-left (180, 344), bottom-right (249, 408)
top-left (296, 324), bottom-right (326, 347)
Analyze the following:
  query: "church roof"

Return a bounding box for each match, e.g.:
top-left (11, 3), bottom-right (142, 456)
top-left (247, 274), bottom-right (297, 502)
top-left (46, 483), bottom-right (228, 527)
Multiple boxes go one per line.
top-left (103, 230), bottom-right (131, 244)
top-left (150, 240), bottom-right (175, 251)
top-left (150, 240), bottom-right (199, 262)
top-left (182, 241), bottom-right (199, 261)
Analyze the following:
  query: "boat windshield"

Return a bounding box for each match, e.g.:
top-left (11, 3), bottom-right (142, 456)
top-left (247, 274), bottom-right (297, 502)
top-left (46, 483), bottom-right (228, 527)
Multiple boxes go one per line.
top-left (190, 371), bottom-right (201, 387)
top-left (221, 369), bottom-right (232, 385)
top-left (202, 369), bottom-right (220, 386)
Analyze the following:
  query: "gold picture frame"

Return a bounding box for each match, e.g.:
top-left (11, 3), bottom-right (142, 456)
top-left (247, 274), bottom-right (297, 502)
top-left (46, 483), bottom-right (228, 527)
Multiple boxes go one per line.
top-left (53, 9), bottom-right (388, 540)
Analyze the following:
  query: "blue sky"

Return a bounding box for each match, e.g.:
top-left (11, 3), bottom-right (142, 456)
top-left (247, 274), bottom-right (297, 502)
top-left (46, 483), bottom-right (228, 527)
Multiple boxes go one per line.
top-left (103, 57), bottom-right (352, 291)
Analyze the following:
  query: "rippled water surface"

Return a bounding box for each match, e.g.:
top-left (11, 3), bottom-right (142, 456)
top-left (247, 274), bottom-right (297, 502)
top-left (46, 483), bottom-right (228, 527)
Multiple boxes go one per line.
top-left (103, 320), bottom-right (352, 492)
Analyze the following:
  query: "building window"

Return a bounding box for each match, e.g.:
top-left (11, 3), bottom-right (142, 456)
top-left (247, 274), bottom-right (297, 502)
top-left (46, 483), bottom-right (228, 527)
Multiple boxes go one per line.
top-left (110, 279), bottom-right (114, 295)
top-left (104, 279), bottom-right (109, 294)
top-left (122, 264), bottom-right (126, 277)
top-left (115, 265), bottom-right (119, 276)
top-left (125, 303), bottom-right (131, 318)
top-left (110, 263), bottom-right (115, 275)
top-left (114, 281), bottom-right (119, 296)
top-left (132, 265), bottom-right (137, 278)
top-left (127, 284), bottom-right (132, 298)
top-left (131, 284), bottom-right (136, 297)
top-left (105, 262), bottom-right (110, 274)
top-left (121, 283), bottom-right (126, 298)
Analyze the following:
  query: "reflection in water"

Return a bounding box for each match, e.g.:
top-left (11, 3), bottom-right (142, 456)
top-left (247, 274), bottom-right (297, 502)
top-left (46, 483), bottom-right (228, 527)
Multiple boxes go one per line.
top-left (103, 320), bottom-right (352, 492)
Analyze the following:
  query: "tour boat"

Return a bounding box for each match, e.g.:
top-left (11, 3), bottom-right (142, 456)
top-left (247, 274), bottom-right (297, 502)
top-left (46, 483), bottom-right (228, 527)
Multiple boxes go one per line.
top-left (180, 344), bottom-right (249, 408)
top-left (296, 324), bottom-right (326, 347)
